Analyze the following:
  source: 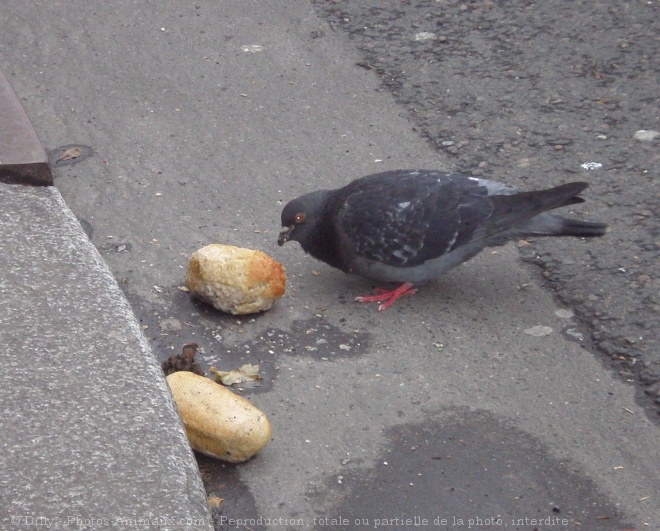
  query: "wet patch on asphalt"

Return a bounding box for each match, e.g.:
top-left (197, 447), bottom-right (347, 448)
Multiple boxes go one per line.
top-left (315, 408), bottom-right (632, 530)
top-left (259, 318), bottom-right (370, 361)
top-left (48, 144), bottom-right (94, 166)
top-left (122, 288), bottom-right (370, 394)
top-left (195, 452), bottom-right (261, 531)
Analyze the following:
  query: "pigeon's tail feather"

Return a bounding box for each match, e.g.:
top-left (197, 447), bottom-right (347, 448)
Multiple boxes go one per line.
top-left (475, 182), bottom-right (597, 241)
top-left (556, 217), bottom-right (608, 237)
top-left (517, 213), bottom-right (607, 238)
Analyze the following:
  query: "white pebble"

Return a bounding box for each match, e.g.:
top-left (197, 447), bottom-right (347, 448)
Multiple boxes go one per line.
top-left (524, 326), bottom-right (553, 337)
top-left (415, 31), bottom-right (437, 41)
top-left (633, 130), bottom-right (659, 142)
top-left (241, 44), bottom-right (264, 53)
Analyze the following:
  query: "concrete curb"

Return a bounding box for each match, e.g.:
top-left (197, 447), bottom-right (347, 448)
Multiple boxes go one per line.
top-left (0, 184), bottom-right (212, 530)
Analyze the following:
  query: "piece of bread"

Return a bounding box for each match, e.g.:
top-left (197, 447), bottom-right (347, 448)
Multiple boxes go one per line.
top-left (167, 371), bottom-right (272, 462)
top-left (186, 244), bottom-right (286, 315)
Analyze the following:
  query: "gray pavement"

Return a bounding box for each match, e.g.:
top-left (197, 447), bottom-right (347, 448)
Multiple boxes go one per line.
top-left (1, 2), bottom-right (659, 531)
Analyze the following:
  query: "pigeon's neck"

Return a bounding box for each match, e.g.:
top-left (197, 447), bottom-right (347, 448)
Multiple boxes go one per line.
top-left (300, 198), bottom-right (346, 272)
top-left (301, 225), bottom-right (343, 271)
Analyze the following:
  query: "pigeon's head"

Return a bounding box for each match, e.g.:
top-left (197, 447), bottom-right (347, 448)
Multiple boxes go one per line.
top-left (278, 189), bottom-right (330, 247)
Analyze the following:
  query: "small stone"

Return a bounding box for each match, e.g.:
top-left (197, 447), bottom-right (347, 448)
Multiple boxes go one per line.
top-left (159, 318), bottom-right (182, 332)
top-left (414, 31), bottom-right (436, 41)
top-left (241, 44), bottom-right (264, 53)
top-left (555, 309), bottom-right (575, 319)
top-left (633, 130), bottom-right (659, 142)
top-left (598, 341), bottom-right (615, 354)
top-left (640, 370), bottom-right (660, 385)
top-left (566, 328), bottom-right (584, 341)
top-left (524, 326), bottom-right (553, 337)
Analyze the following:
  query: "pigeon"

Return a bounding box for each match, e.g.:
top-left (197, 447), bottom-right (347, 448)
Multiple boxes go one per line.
top-left (278, 170), bottom-right (607, 310)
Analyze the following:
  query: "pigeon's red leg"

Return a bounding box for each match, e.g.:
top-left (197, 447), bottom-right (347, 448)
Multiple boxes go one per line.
top-left (355, 282), bottom-right (418, 311)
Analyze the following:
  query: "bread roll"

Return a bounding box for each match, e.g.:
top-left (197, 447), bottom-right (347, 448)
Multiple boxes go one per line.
top-left (186, 244), bottom-right (286, 314)
top-left (167, 371), bottom-right (272, 463)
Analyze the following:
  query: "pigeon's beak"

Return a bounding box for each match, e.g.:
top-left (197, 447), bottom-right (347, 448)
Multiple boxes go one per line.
top-left (278, 226), bottom-right (294, 246)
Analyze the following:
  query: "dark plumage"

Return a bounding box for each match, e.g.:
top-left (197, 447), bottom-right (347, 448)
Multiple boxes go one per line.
top-left (278, 170), bottom-right (607, 310)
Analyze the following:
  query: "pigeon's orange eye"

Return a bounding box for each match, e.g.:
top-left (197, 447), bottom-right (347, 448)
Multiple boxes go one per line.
top-left (295, 213), bottom-right (306, 223)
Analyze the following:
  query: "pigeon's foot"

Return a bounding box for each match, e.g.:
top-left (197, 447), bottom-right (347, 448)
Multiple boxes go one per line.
top-left (355, 282), bottom-right (418, 311)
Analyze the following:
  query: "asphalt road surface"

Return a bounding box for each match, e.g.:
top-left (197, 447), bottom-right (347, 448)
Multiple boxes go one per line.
top-left (2, 1), bottom-right (658, 530)
top-left (312, 0), bottom-right (660, 412)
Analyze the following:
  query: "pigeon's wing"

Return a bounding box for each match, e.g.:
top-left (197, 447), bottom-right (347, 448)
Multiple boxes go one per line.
top-left (422, 179), bottom-right (591, 252)
top-left (414, 175), bottom-right (495, 262)
top-left (334, 172), bottom-right (494, 267)
top-left (334, 171), bottom-right (589, 269)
